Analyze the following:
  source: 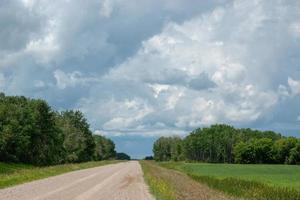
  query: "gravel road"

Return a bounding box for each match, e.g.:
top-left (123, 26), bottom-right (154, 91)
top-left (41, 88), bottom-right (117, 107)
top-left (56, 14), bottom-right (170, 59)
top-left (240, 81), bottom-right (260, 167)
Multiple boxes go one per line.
top-left (0, 161), bottom-right (155, 200)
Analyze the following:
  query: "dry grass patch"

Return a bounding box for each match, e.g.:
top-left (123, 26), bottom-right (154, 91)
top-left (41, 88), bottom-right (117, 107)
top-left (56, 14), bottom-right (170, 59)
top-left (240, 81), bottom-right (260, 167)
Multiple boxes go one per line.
top-left (140, 161), bottom-right (235, 200)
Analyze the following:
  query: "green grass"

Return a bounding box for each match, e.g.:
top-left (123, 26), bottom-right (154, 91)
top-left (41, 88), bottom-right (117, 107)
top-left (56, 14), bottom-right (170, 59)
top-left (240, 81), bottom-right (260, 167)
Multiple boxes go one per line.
top-left (0, 160), bottom-right (120, 189)
top-left (161, 162), bottom-right (300, 188)
top-left (160, 162), bottom-right (300, 200)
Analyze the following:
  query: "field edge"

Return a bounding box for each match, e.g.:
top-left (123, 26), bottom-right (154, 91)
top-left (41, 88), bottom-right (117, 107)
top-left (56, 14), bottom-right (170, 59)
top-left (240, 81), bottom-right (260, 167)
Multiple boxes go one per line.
top-left (160, 162), bottom-right (300, 200)
top-left (140, 161), bottom-right (175, 200)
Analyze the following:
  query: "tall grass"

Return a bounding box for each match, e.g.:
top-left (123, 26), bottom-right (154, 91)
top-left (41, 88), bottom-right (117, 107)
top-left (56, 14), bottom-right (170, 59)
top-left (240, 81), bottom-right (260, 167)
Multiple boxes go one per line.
top-left (0, 160), bottom-right (120, 189)
top-left (189, 174), bottom-right (300, 200)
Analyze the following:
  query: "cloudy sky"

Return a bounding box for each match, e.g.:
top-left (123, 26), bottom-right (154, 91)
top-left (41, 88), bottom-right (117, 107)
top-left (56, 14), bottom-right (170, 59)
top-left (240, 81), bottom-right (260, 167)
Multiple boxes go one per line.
top-left (1, 0), bottom-right (300, 158)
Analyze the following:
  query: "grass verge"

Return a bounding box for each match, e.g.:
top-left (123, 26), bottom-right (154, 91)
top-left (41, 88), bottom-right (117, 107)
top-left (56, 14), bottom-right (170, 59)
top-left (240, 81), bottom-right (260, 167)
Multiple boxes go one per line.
top-left (160, 162), bottom-right (300, 200)
top-left (140, 161), bottom-right (233, 200)
top-left (0, 160), bottom-right (120, 189)
top-left (140, 161), bottom-right (175, 200)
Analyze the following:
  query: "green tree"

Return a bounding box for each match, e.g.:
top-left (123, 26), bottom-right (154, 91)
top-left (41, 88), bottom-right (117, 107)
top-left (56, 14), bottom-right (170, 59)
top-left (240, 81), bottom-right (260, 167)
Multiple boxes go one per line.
top-left (28, 100), bottom-right (65, 165)
top-left (0, 93), bottom-right (117, 165)
top-left (153, 136), bottom-right (184, 161)
top-left (234, 141), bottom-right (256, 164)
top-left (170, 137), bottom-right (184, 161)
top-left (183, 125), bottom-right (238, 163)
top-left (94, 135), bottom-right (116, 160)
top-left (0, 94), bottom-right (64, 165)
top-left (116, 152), bottom-right (130, 160)
top-left (184, 129), bottom-right (207, 161)
top-left (273, 137), bottom-right (298, 164)
top-left (288, 141), bottom-right (300, 164)
top-left (153, 124), bottom-right (291, 164)
top-left (253, 138), bottom-right (274, 163)
top-left (153, 137), bottom-right (172, 161)
top-left (56, 110), bottom-right (95, 163)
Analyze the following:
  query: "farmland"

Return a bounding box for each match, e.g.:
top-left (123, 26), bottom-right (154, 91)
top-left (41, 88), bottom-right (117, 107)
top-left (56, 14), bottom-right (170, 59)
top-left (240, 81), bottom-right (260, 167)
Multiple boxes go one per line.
top-left (149, 123), bottom-right (300, 200)
top-left (160, 162), bottom-right (300, 188)
top-left (159, 162), bottom-right (300, 200)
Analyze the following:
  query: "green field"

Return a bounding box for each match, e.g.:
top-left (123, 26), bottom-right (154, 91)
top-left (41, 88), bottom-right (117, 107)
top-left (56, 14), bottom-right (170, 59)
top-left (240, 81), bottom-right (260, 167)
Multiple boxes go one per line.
top-left (0, 160), bottom-right (120, 189)
top-left (160, 162), bottom-right (300, 200)
top-left (160, 162), bottom-right (300, 189)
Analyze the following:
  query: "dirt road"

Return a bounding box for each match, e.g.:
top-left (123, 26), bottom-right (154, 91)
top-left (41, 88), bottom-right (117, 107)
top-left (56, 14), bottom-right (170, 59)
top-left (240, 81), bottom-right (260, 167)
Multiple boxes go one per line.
top-left (0, 161), bottom-right (154, 200)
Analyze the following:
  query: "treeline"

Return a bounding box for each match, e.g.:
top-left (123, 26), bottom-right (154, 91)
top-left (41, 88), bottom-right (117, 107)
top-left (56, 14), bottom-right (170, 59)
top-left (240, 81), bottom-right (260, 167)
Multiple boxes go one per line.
top-left (0, 93), bottom-right (116, 165)
top-left (153, 124), bottom-right (300, 164)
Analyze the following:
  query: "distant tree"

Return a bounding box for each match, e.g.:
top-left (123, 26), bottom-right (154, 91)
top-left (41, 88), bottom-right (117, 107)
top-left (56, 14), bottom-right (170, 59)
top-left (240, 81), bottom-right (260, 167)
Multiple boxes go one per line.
top-left (152, 124), bottom-right (296, 164)
top-left (144, 156), bottom-right (154, 160)
top-left (116, 152), bottom-right (130, 160)
top-left (94, 135), bottom-right (116, 160)
top-left (28, 100), bottom-right (65, 165)
top-left (55, 110), bottom-right (95, 163)
top-left (153, 137), bottom-right (171, 161)
top-left (288, 141), bottom-right (300, 164)
top-left (273, 137), bottom-right (298, 164)
top-left (253, 138), bottom-right (274, 163)
top-left (184, 125), bottom-right (238, 163)
top-left (184, 129), bottom-right (205, 161)
top-left (261, 131), bottom-right (282, 141)
top-left (170, 137), bottom-right (184, 161)
top-left (153, 136), bottom-right (183, 161)
top-left (0, 95), bottom-right (31, 163)
top-left (0, 93), bottom-right (118, 165)
top-left (238, 129), bottom-right (281, 142)
top-left (233, 141), bottom-right (256, 164)
top-left (0, 94), bottom-right (64, 165)
top-left (234, 138), bottom-right (274, 164)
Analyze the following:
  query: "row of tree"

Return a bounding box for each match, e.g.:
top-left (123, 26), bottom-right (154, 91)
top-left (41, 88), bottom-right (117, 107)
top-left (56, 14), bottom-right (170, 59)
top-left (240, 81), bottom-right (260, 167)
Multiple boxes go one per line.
top-left (0, 93), bottom-right (117, 165)
top-left (153, 124), bottom-right (300, 164)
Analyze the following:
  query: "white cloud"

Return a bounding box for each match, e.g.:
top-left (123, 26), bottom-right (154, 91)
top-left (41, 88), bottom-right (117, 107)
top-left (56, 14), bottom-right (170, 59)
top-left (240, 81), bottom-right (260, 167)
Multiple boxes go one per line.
top-left (278, 85), bottom-right (290, 98)
top-left (21, 0), bottom-right (37, 9)
top-left (102, 99), bottom-right (153, 130)
top-left (79, 97), bottom-right (153, 131)
top-left (54, 70), bottom-right (99, 89)
top-left (288, 77), bottom-right (300, 96)
top-left (148, 84), bottom-right (170, 98)
top-left (26, 32), bottom-right (59, 63)
top-left (1, 0), bottom-right (300, 138)
top-left (103, 0), bottom-right (287, 131)
top-left (165, 87), bottom-right (184, 110)
top-left (34, 80), bottom-right (45, 88)
top-left (148, 84), bottom-right (184, 109)
top-left (95, 128), bottom-right (185, 137)
top-left (289, 22), bottom-right (300, 38)
top-left (99, 0), bottom-right (114, 17)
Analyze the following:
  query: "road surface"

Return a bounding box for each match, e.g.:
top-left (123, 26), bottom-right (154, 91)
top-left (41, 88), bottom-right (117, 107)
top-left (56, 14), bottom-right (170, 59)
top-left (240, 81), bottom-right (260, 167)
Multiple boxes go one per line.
top-left (0, 161), bottom-right (155, 200)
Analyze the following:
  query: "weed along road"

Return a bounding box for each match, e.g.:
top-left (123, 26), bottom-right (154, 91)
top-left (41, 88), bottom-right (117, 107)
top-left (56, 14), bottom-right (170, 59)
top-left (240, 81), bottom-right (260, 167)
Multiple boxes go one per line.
top-left (0, 161), bottom-right (154, 200)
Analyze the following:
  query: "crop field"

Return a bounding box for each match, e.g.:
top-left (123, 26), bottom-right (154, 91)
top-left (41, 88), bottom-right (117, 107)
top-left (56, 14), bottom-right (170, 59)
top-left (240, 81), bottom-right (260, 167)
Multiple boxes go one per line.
top-left (160, 162), bottom-right (300, 189)
top-left (160, 162), bottom-right (300, 200)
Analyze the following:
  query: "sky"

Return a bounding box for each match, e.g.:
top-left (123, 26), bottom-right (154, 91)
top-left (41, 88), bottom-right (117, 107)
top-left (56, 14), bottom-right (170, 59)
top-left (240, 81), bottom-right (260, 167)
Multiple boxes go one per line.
top-left (0, 0), bottom-right (300, 158)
